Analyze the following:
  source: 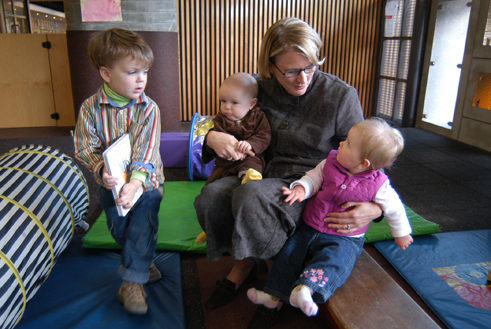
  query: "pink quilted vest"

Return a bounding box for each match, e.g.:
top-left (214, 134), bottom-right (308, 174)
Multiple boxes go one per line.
top-left (302, 151), bottom-right (387, 236)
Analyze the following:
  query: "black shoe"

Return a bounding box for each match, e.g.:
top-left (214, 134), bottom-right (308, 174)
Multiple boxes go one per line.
top-left (247, 305), bottom-right (282, 329)
top-left (204, 260), bottom-right (258, 310)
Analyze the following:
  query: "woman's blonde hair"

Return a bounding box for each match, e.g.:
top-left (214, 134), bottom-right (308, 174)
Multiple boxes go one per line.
top-left (89, 27), bottom-right (154, 70)
top-left (258, 17), bottom-right (325, 79)
top-left (355, 118), bottom-right (404, 170)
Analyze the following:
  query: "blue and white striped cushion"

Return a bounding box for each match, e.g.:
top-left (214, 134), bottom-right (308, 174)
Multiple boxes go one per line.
top-left (0, 145), bottom-right (89, 329)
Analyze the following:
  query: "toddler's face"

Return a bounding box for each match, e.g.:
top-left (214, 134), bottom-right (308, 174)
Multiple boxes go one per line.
top-left (102, 55), bottom-right (148, 100)
top-left (219, 83), bottom-right (255, 121)
top-left (337, 126), bottom-right (365, 174)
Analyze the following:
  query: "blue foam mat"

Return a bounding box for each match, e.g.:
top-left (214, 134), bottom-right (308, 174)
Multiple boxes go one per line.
top-left (16, 236), bottom-right (185, 329)
top-left (374, 230), bottom-right (491, 329)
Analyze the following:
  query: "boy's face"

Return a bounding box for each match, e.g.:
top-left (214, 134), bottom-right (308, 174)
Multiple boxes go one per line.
top-left (100, 56), bottom-right (148, 100)
top-left (219, 82), bottom-right (257, 122)
top-left (337, 126), bottom-right (366, 174)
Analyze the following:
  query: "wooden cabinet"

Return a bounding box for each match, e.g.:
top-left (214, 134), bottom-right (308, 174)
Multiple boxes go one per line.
top-left (459, 0), bottom-right (491, 151)
top-left (0, 33), bottom-right (75, 128)
top-left (417, 0), bottom-right (491, 152)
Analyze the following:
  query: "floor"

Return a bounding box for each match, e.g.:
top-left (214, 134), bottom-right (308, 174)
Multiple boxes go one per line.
top-left (1, 125), bottom-right (490, 329)
top-left (366, 127), bottom-right (491, 328)
top-left (388, 127), bottom-right (491, 233)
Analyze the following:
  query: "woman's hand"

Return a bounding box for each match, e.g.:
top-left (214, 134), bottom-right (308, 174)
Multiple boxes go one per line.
top-left (116, 179), bottom-right (142, 209)
top-left (207, 130), bottom-right (241, 160)
top-left (325, 201), bottom-right (383, 233)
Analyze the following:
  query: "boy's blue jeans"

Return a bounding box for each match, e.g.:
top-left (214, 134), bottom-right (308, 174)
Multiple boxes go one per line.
top-left (99, 185), bottom-right (163, 284)
top-left (264, 224), bottom-right (364, 304)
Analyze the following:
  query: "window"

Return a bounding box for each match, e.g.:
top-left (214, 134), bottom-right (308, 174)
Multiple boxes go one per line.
top-left (2, 0), bottom-right (29, 33)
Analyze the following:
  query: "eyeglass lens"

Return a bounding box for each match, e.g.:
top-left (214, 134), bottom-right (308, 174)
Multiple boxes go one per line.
top-left (284, 65), bottom-right (317, 78)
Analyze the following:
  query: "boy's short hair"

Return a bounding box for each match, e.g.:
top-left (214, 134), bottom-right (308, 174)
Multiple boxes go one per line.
top-left (88, 27), bottom-right (154, 70)
top-left (222, 73), bottom-right (258, 99)
top-left (258, 17), bottom-right (325, 79)
top-left (355, 117), bottom-right (404, 170)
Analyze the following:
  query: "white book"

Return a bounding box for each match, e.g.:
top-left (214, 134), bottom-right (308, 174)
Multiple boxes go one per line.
top-left (103, 134), bottom-right (143, 217)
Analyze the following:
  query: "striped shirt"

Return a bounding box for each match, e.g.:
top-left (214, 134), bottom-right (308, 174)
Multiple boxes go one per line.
top-left (74, 85), bottom-right (164, 191)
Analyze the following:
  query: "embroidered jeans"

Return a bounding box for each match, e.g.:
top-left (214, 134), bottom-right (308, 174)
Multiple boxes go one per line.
top-left (264, 224), bottom-right (364, 304)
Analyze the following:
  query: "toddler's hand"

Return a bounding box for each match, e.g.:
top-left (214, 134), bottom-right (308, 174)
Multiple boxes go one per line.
top-left (282, 185), bottom-right (306, 205)
top-left (237, 141), bottom-right (255, 157)
top-left (102, 166), bottom-right (118, 190)
top-left (395, 235), bottom-right (413, 250)
top-left (116, 179), bottom-right (142, 209)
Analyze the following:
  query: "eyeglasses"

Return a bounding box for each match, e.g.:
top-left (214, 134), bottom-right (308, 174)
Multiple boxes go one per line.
top-left (270, 61), bottom-right (318, 78)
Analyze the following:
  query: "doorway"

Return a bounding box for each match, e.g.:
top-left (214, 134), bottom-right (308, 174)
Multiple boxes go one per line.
top-left (419, 0), bottom-right (471, 129)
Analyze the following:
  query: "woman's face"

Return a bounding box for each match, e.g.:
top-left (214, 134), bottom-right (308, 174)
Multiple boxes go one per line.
top-left (269, 49), bottom-right (315, 97)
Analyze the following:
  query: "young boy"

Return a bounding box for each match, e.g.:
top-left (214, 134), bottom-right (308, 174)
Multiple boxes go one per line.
top-left (74, 27), bottom-right (165, 315)
top-left (203, 72), bottom-right (271, 185)
top-left (247, 118), bottom-right (412, 323)
top-left (195, 72), bottom-right (271, 244)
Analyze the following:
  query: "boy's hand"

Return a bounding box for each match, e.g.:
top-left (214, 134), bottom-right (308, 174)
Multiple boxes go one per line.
top-left (102, 166), bottom-right (118, 190)
top-left (237, 141), bottom-right (255, 157)
top-left (395, 235), bottom-right (413, 250)
top-left (282, 185), bottom-right (306, 205)
top-left (116, 179), bottom-right (142, 209)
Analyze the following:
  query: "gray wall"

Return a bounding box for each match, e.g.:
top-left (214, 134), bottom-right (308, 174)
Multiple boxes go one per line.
top-left (64, 0), bottom-right (181, 131)
top-left (64, 0), bottom-right (177, 32)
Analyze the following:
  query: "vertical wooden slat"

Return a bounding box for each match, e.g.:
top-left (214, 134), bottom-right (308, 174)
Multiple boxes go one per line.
top-left (205, 1), bottom-right (211, 114)
top-left (178, 0), bottom-right (382, 121)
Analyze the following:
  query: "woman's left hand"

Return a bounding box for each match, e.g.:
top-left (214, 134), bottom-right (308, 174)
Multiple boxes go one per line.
top-left (325, 201), bottom-right (382, 233)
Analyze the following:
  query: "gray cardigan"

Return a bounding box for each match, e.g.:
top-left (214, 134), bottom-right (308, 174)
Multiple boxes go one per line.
top-left (257, 70), bottom-right (365, 180)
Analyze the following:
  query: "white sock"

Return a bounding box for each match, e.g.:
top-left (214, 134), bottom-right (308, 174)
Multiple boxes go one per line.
top-left (247, 288), bottom-right (279, 309)
top-left (289, 285), bottom-right (318, 316)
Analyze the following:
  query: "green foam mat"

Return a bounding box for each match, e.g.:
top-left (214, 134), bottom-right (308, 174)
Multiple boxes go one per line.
top-left (82, 181), bottom-right (440, 252)
top-left (364, 205), bottom-right (440, 243)
top-left (82, 181), bottom-right (207, 253)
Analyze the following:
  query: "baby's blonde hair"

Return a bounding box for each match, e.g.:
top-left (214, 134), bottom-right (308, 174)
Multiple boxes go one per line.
top-left (258, 18), bottom-right (325, 79)
top-left (354, 118), bottom-right (404, 170)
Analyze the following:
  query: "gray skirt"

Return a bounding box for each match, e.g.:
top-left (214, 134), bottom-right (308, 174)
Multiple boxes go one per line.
top-left (194, 176), bottom-right (305, 262)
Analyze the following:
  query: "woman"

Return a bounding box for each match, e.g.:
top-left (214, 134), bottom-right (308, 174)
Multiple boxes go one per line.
top-left (194, 17), bottom-right (382, 316)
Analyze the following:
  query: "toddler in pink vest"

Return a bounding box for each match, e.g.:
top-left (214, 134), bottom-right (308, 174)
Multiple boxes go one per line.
top-left (248, 117), bottom-right (412, 321)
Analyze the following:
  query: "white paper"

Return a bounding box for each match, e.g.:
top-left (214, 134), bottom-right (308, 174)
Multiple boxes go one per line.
top-left (103, 134), bottom-right (143, 216)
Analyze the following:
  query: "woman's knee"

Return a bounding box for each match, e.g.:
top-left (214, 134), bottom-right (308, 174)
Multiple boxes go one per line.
top-left (232, 179), bottom-right (275, 209)
top-left (195, 183), bottom-right (220, 210)
top-left (195, 177), bottom-right (237, 208)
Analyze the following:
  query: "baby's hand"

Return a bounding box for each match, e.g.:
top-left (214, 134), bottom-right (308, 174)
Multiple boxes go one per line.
top-left (395, 235), bottom-right (413, 250)
top-left (236, 151), bottom-right (247, 160)
top-left (116, 179), bottom-right (142, 209)
top-left (282, 185), bottom-right (306, 205)
top-left (237, 141), bottom-right (255, 157)
top-left (102, 166), bottom-right (118, 190)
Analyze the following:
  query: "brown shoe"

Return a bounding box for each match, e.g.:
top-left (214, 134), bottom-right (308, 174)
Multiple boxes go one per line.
top-left (148, 261), bottom-right (162, 284)
top-left (118, 281), bottom-right (148, 314)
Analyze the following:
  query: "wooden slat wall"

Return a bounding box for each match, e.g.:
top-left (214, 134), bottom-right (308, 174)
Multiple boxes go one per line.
top-left (178, 0), bottom-right (383, 121)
